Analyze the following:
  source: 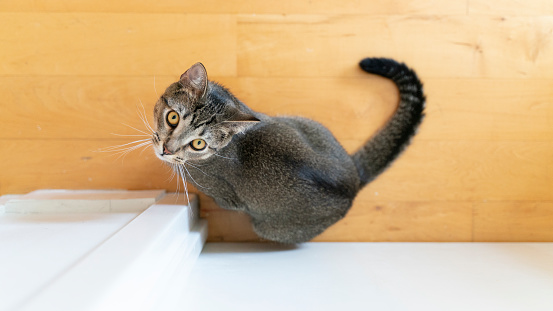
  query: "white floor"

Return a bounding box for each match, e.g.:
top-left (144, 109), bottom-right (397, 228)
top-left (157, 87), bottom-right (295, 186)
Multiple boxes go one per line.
top-left (180, 242), bottom-right (553, 311)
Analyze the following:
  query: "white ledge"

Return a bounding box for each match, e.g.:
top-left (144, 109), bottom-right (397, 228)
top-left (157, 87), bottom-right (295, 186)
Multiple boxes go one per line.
top-left (5, 189), bottom-right (166, 213)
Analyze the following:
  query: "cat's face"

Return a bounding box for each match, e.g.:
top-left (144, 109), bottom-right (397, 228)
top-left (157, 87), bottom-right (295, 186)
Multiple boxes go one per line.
top-left (152, 63), bottom-right (258, 165)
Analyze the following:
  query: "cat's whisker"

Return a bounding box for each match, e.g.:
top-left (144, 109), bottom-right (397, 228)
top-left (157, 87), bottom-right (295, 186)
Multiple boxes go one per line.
top-left (178, 165), bottom-right (190, 207)
top-left (181, 164), bottom-right (210, 189)
top-left (113, 141), bottom-right (151, 161)
top-left (154, 76), bottom-right (159, 98)
top-left (122, 123), bottom-right (152, 135)
top-left (183, 160), bottom-right (206, 167)
top-left (184, 161), bottom-right (211, 177)
top-left (213, 153), bottom-right (237, 160)
top-left (104, 140), bottom-right (150, 153)
top-left (110, 133), bottom-right (150, 137)
top-left (173, 163), bottom-right (180, 202)
top-left (112, 144), bottom-right (148, 157)
top-left (137, 98), bottom-right (156, 134)
top-left (95, 139), bottom-right (151, 152)
top-left (103, 145), bottom-right (148, 156)
top-left (137, 98), bottom-right (155, 132)
top-left (166, 163), bottom-right (177, 183)
top-left (137, 143), bottom-right (152, 157)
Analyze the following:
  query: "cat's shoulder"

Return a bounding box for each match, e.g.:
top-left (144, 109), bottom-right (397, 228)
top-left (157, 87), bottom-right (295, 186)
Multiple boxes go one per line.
top-left (240, 116), bottom-right (321, 143)
top-left (267, 116), bottom-right (327, 132)
top-left (244, 115), bottom-right (338, 148)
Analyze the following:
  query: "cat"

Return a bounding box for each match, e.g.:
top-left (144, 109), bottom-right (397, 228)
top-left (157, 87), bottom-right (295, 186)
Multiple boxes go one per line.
top-left (151, 58), bottom-right (425, 243)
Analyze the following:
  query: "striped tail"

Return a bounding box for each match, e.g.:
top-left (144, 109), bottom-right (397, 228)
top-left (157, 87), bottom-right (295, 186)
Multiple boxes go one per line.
top-left (352, 58), bottom-right (426, 188)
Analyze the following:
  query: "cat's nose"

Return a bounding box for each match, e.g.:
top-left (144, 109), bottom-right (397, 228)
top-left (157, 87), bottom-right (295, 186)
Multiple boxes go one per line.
top-left (162, 144), bottom-right (173, 155)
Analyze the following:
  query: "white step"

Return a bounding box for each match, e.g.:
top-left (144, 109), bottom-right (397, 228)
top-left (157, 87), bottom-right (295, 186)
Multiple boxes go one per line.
top-left (0, 190), bottom-right (206, 311)
top-left (0, 194), bottom-right (20, 214)
top-left (5, 189), bottom-right (166, 213)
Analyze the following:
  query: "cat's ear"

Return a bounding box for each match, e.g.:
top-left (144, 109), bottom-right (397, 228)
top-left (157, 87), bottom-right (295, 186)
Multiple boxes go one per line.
top-left (179, 62), bottom-right (208, 99)
top-left (222, 111), bottom-right (260, 135)
top-left (210, 112), bottom-right (259, 149)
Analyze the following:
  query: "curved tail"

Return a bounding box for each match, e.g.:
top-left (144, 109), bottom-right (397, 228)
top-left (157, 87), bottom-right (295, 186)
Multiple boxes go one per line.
top-left (352, 58), bottom-right (425, 188)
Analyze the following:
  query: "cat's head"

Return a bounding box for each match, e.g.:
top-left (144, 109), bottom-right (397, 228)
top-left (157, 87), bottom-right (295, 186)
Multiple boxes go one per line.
top-left (152, 63), bottom-right (259, 164)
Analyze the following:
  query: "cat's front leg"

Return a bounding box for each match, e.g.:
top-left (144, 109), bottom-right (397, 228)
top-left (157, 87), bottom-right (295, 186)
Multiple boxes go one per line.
top-left (205, 178), bottom-right (248, 212)
top-left (213, 196), bottom-right (247, 212)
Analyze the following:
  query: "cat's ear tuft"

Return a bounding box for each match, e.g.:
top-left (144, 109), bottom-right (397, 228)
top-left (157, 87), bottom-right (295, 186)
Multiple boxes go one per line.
top-left (222, 111), bottom-right (260, 135)
top-left (179, 62), bottom-right (208, 99)
top-left (227, 111), bottom-right (260, 123)
top-left (222, 121), bottom-right (259, 135)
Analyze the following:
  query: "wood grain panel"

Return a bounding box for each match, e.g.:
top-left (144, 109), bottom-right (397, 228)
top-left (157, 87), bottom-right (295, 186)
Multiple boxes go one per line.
top-left (422, 79), bottom-right (553, 141)
top-left (0, 139), bottom-right (179, 194)
top-left (0, 13), bottom-right (236, 76)
top-left (469, 0), bottom-right (553, 15)
top-left (0, 76), bottom-right (172, 139)
top-left (238, 14), bottom-right (553, 79)
top-left (0, 1), bottom-right (467, 15)
top-left (4, 76), bottom-right (553, 142)
top-left (363, 141), bottom-right (553, 202)
top-left (474, 202), bottom-right (553, 242)
top-left (314, 201), bottom-right (473, 242)
top-left (0, 75), bottom-right (396, 141)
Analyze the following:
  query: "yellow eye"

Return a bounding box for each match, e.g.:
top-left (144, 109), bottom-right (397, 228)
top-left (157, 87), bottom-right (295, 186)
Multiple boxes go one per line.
top-left (166, 111), bottom-right (179, 126)
top-left (190, 139), bottom-right (207, 151)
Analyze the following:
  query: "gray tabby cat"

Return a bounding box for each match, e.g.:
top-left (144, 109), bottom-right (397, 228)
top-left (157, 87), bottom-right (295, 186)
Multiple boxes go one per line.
top-left (152, 58), bottom-right (425, 243)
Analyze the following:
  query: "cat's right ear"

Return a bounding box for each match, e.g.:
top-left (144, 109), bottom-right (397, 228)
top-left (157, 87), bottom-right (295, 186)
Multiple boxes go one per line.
top-left (222, 111), bottom-right (260, 135)
top-left (179, 63), bottom-right (208, 99)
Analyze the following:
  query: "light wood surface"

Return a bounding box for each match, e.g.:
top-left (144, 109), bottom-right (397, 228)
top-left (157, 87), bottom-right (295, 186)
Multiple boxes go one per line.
top-left (1, 1), bottom-right (552, 242)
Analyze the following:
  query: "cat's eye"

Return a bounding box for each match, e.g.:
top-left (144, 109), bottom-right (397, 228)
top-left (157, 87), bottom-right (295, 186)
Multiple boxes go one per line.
top-left (190, 139), bottom-right (207, 151)
top-left (166, 111), bottom-right (179, 126)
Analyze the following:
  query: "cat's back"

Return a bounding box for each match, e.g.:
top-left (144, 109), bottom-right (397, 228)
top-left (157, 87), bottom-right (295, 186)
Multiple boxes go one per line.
top-left (234, 116), bottom-right (358, 187)
top-left (272, 116), bottom-right (348, 156)
top-left (238, 116), bottom-right (347, 160)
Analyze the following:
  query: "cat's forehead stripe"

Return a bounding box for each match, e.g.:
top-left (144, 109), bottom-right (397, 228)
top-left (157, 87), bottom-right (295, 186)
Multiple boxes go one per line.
top-left (163, 97), bottom-right (186, 116)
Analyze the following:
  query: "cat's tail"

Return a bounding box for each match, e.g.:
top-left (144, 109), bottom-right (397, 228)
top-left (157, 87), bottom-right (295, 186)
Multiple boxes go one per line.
top-left (352, 58), bottom-right (425, 188)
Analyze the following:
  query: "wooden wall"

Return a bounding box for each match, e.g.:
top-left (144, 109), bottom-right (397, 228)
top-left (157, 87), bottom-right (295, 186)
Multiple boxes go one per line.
top-left (1, 1), bottom-right (553, 242)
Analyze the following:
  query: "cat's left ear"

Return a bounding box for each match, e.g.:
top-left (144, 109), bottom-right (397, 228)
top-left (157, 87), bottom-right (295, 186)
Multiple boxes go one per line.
top-left (222, 111), bottom-right (260, 135)
top-left (180, 62), bottom-right (208, 99)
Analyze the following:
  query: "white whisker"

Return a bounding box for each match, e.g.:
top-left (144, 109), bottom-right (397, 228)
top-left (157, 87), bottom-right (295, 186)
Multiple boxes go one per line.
top-left (113, 142), bottom-right (151, 161)
top-left (166, 163), bottom-right (177, 183)
top-left (178, 165), bottom-right (190, 207)
top-left (181, 164), bottom-right (210, 189)
top-left (122, 123), bottom-right (151, 135)
top-left (95, 139), bottom-right (150, 152)
top-left (174, 163), bottom-right (181, 202)
top-left (184, 161), bottom-right (210, 177)
top-left (110, 133), bottom-right (150, 137)
top-left (138, 143), bottom-right (152, 157)
top-left (137, 98), bottom-right (155, 134)
top-left (154, 76), bottom-right (159, 98)
top-left (214, 153), bottom-right (237, 160)
top-left (137, 99), bottom-right (155, 131)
